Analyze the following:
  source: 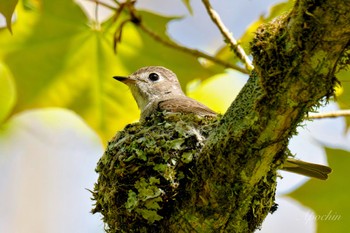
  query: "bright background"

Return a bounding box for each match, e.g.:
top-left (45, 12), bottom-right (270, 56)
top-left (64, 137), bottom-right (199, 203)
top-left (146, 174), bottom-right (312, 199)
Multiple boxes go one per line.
top-left (0, 0), bottom-right (349, 232)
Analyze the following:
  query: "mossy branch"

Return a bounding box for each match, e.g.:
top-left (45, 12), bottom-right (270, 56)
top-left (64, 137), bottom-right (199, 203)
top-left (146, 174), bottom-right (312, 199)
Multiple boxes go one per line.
top-left (166, 0), bottom-right (350, 231)
top-left (93, 0), bottom-right (350, 232)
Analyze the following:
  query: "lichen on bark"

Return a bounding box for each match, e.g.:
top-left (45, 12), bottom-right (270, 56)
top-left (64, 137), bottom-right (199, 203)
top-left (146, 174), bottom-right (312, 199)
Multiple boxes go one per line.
top-left (92, 0), bottom-right (350, 232)
top-left (92, 112), bottom-right (221, 232)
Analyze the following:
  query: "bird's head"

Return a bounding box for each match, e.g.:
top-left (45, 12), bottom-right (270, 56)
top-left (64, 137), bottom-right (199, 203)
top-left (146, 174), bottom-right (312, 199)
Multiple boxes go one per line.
top-left (114, 66), bottom-right (185, 112)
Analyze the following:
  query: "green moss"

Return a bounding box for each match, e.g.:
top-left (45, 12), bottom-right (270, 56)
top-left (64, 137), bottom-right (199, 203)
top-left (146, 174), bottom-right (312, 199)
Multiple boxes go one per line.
top-left (92, 111), bottom-right (219, 231)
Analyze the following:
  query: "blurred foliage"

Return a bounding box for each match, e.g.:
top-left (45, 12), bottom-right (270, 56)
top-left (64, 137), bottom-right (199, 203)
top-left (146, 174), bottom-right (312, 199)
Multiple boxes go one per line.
top-left (0, 0), bottom-right (219, 142)
top-left (0, 0), bottom-right (18, 32)
top-left (0, 0), bottom-right (349, 231)
top-left (187, 70), bottom-right (246, 114)
top-left (335, 69), bottom-right (350, 129)
top-left (0, 63), bottom-right (16, 124)
top-left (289, 148), bottom-right (350, 233)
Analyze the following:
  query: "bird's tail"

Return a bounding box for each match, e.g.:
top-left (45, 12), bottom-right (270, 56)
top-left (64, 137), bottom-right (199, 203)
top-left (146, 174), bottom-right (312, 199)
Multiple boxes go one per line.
top-left (282, 158), bottom-right (332, 180)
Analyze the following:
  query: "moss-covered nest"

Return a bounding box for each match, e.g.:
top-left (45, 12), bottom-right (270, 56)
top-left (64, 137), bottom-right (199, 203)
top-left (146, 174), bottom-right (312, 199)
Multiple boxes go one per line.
top-left (92, 111), bottom-right (219, 232)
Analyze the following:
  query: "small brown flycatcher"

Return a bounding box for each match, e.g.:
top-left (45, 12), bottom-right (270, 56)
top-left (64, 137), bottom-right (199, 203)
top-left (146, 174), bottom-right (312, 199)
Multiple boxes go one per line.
top-left (114, 66), bottom-right (332, 180)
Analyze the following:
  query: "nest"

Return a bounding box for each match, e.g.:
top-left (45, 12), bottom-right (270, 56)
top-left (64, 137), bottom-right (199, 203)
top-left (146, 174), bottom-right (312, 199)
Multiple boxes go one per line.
top-left (92, 111), bottom-right (219, 232)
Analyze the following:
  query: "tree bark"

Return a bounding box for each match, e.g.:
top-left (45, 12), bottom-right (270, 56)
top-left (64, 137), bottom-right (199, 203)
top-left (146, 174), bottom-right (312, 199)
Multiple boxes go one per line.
top-left (167, 0), bottom-right (350, 232)
top-left (93, 0), bottom-right (350, 232)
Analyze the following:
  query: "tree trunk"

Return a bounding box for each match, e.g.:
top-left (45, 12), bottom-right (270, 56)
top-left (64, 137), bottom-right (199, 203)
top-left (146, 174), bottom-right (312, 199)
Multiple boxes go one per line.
top-left (167, 0), bottom-right (350, 231)
top-left (93, 0), bottom-right (350, 232)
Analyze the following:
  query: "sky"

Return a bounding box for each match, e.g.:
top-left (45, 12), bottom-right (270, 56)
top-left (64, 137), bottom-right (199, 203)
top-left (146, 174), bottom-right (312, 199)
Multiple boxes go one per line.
top-left (1, 1), bottom-right (349, 232)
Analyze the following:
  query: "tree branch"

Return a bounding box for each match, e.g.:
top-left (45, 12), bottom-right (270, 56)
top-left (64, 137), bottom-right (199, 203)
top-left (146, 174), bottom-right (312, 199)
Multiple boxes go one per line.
top-left (138, 23), bottom-right (249, 74)
top-left (165, 0), bottom-right (350, 231)
top-left (308, 109), bottom-right (350, 119)
top-left (93, 0), bottom-right (350, 232)
top-left (202, 0), bottom-right (254, 72)
top-left (88, 0), bottom-right (249, 73)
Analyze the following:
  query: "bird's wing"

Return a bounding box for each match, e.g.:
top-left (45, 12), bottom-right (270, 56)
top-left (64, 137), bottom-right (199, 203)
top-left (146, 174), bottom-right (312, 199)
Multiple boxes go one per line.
top-left (158, 97), bottom-right (217, 116)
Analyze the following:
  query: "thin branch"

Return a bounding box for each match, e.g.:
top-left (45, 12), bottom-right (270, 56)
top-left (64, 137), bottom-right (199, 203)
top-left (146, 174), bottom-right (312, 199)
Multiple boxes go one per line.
top-left (87, 0), bottom-right (249, 74)
top-left (202, 0), bottom-right (254, 72)
top-left (138, 23), bottom-right (250, 74)
top-left (308, 110), bottom-right (350, 119)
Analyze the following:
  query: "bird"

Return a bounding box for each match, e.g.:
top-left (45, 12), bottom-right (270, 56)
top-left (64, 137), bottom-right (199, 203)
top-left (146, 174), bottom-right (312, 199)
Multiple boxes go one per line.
top-left (114, 66), bottom-right (332, 180)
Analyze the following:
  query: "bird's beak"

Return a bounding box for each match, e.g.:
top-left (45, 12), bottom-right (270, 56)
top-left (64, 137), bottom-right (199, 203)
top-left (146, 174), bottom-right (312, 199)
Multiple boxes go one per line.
top-left (113, 76), bottom-right (136, 84)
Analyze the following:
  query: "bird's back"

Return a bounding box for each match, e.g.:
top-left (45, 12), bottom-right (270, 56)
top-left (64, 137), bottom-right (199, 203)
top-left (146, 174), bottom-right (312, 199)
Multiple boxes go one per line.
top-left (158, 97), bottom-right (217, 117)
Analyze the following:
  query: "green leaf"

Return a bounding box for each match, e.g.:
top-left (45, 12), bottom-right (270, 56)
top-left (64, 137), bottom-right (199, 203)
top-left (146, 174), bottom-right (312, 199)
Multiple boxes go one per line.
top-left (0, 63), bottom-right (16, 124)
top-left (0, 0), bottom-right (18, 33)
top-left (335, 69), bottom-right (350, 129)
top-left (187, 71), bottom-right (245, 113)
top-left (289, 148), bottom-right (350, 233)
top-left (0, 0), bottom-right (214, 142)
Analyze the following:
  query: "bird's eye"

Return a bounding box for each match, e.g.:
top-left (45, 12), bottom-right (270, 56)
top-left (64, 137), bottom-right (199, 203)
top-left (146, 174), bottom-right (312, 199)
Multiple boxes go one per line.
top-left (148, 73), bottom-right (159, 82)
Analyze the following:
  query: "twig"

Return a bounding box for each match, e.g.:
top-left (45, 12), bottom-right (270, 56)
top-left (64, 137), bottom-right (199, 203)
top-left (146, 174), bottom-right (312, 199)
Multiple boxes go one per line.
top-left (308, 110), bottom-right (350, 119)
top-left (87, 0), bottom-right (249, 73)
top-left (138, 23), bottom-right (250, 74)
top-left (202, 0), bottom-right (254, 72)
